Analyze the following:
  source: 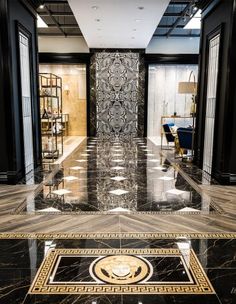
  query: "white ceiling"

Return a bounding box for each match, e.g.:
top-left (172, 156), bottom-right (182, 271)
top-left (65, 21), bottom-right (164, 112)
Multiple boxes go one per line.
top-left (68, 0), bottom-right (170, 49)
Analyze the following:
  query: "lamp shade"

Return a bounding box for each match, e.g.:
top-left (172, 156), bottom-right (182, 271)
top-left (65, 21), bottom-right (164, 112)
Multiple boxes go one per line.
top-left (178, 82), bottom-right (197, 94)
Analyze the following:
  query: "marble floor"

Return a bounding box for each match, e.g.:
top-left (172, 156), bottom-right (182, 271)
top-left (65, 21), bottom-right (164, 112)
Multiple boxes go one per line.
top-left (0, 138), bottom-right (235, 303)
top-left (13, 138), bottom-right (223, 215)
top-left (0, 233), bottom-right (235, 303)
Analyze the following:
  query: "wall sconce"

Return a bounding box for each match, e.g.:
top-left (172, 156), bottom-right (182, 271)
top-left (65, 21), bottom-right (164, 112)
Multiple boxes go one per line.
top-left (64, 84), bottom-right (70, 95)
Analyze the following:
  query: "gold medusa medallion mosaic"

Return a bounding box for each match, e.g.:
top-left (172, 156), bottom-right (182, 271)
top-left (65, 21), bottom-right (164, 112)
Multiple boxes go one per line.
top-left (29, 248), bottom-right (215, 295)
top-left (90, 255), bottom-right (152, 284)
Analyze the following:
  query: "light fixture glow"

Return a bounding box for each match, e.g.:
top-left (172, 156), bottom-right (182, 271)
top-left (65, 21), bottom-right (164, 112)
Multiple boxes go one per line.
top-left (184, 9), bottom-right (202, 29)
top-left (39, 4), bottom-right (44, 9)
top-left (37, 14), bottom-right (48, 28)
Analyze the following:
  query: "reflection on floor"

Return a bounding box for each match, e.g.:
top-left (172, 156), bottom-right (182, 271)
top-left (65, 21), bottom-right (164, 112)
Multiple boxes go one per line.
top-left (14, 138), bottom-right (222, 215)
top-left (0, 233), bottom-right (235, 303)
top-left (0, 138), bottom-right (236, 303)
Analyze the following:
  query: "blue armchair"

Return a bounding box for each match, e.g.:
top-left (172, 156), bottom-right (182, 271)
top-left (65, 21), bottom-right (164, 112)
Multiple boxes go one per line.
top-left (177, 127), bottom-right (193, 157)
top-left (162, 123), bottom-right (175, 148)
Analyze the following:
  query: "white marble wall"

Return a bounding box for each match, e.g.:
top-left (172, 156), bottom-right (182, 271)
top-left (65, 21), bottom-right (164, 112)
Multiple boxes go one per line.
top-left (147, 64), bottom-right (198, 145)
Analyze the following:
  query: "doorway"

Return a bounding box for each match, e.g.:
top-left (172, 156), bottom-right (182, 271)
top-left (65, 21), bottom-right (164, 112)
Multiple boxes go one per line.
top-left (39, 64), bottom-right (87, 162)
top-left (202, 33), bottom-right (220, 176)
top-left (18, 29), bottom-right (34, 180)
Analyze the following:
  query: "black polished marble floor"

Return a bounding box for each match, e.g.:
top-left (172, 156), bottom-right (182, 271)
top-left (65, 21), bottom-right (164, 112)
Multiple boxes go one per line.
top-left (0, 138), bottom-right (236, 303)
top-left (0, 233), bottom-right (235, 304)
top-left (14, 138), bottom-right (222, 215)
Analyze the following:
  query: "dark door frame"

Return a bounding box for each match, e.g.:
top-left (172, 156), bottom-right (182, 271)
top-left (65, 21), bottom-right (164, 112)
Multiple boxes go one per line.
top-left (143, 54), bottom-right (199, 137)
top-left (38, 53), bottom-right (92, 136)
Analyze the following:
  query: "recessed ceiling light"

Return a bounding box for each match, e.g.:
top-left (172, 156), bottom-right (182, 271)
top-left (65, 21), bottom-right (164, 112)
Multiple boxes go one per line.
top-left (92, 6), bottom-right (98, 10)
top-left (95, 18), bottom-right (101, 22)
top-left (138, 6), bottom-right (144, 10)
top-left (39, 4), bottom-right (44, 9)
top-left (135, 19), bottom-right (142, 22)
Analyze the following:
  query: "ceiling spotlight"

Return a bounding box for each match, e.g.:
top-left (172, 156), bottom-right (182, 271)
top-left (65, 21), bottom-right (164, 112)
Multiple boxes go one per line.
top-left (92, 6), bottom-right (98, 10)
top-left (39, 4), bottom-right (44, 9)
top-left (138, 6), bottom-right (144, 10)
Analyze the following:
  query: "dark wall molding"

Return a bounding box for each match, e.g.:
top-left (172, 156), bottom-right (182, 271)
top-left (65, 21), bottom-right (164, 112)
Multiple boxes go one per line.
top-left (20, 0), bottom-right (39, 17)
top-left (214, 171), bottom-right (236, 185)
top-left (39, 52), bottom-right (91, 64)
top-left (195, 0), bottom-right (236, 184)
top-left (0, 0), bottom-right (41, 184)
top-left (90, 48), bottom-right (145, 53)
top-left (144, 53), bottom-right (199, 65)
top-left (197, 0), bottom-right (221, 18)
top-left (0, 0), bottom-right (14, 180)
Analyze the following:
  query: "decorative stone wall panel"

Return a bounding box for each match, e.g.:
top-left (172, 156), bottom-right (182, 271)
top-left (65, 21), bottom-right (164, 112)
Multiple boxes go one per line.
top-left (96, 52), bottom-right (139, 139)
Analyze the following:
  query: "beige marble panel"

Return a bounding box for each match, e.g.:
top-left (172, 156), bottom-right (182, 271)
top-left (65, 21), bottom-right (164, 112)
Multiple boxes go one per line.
top-left (62, 74), bottom-right (87, 136)
top-left (39, 64), bottom-right (87, 136)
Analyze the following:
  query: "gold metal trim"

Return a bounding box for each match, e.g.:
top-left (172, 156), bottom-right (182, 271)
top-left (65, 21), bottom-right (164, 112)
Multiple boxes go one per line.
top-left (29, 248), bottom-right (215, 295)
top-left (0, 232), bottom-right (235, 239)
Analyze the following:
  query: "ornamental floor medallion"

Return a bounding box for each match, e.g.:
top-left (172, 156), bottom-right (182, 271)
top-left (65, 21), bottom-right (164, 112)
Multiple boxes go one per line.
top-left (29, 248), bottom-right (215, 295)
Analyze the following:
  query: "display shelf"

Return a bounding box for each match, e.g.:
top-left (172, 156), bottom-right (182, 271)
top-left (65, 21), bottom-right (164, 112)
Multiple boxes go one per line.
top-left (39, 73), bottom-right (65, 162)
top-left (41, 114), bottom-right (69, 136)
top-left (40, 95), bottom-right (59, 98)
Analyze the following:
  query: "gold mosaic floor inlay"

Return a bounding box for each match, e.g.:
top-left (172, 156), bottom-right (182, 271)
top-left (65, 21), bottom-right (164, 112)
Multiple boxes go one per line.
top-left (0, 232), bottom-right (235, 239)
top-left (91, 255), bottom-right (152, 284)
top-left (29, 248), bottom-right (215, 295)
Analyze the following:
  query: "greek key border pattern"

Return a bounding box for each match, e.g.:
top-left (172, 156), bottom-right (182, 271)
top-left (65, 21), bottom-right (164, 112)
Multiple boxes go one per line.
top-left (13, 209), bottom-right (223, 216)
top-left (29, 248), bottom-right (215, 294)
top-left (0, 232), bottom-right (235, 239)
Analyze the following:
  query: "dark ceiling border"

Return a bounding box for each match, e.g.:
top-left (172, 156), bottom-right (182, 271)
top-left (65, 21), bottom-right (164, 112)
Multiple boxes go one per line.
top-left (38, 53), bottom-right (199, 65)
top-left (144, 53), bottom-right (199, 65)
top-left (90, 48), bottom-right (145, 53)
top-left (38, 52), bottom-right (91, 64)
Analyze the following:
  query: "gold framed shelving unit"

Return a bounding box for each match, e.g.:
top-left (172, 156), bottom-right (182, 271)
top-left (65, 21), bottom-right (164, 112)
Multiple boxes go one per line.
top-left (39, 73), bottom-right (66, 162)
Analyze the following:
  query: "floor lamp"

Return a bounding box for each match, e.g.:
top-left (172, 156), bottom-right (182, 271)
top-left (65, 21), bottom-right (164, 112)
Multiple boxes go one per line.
top-left (178, 71), bottom-right (197, 158)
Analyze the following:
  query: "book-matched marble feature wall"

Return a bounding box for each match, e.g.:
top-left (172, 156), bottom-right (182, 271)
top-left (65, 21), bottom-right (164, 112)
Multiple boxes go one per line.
top-left (90, 51), bottom-right (145, 138)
